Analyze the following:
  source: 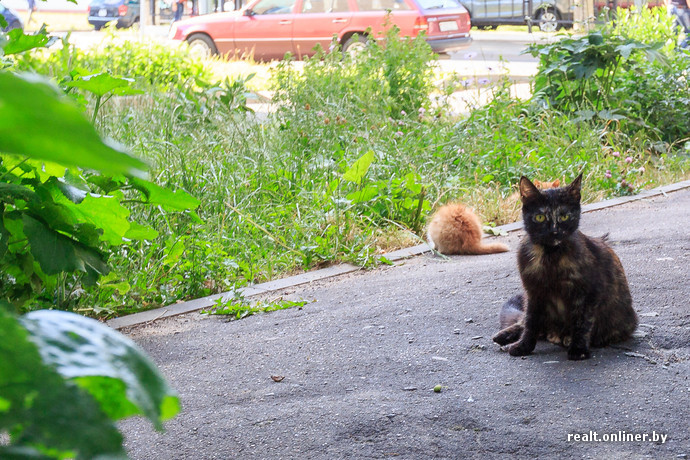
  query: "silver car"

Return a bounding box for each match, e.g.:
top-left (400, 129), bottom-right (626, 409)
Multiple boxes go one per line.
top-left (460, 0), bottom-right (572, 31)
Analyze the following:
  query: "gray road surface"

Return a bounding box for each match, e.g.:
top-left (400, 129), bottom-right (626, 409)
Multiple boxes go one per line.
top-left (119, 187), bottom-right (690, 459)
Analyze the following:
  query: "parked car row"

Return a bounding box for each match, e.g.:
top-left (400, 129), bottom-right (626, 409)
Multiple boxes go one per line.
top-left (87, 0), bottom-right (175, 30)
top-left (461, 0), bottom-right (571, 32)
top-left (169, 0), bottom-right (473, 59)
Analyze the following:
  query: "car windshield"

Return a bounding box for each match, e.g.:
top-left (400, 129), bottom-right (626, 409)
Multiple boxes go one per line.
top-left (416, 0), bottom-right (462, 9)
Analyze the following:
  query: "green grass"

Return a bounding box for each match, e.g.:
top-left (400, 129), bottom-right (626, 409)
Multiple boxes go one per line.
top-left (8, 16), bottom-right (690, 318)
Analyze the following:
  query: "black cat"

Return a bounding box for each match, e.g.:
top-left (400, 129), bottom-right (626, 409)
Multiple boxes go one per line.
top-left (493, 174), bottom-right (637, 360)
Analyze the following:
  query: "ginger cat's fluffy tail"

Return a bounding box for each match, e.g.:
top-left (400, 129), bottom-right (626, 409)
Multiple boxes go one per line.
top-left (427, 203), bottom-right (509, 255)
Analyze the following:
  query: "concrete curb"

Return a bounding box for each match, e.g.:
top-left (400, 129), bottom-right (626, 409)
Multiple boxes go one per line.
top-left (106, 178), bottom-right (690, 330)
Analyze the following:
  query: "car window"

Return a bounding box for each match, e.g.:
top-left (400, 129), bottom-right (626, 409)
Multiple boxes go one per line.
top-left (302, 0), bottom-right (350, 13)
top-left (415, 0), bottom-right (462, 8)
top-left (252, 0), bottom-right (296, 14)
top-left (355, 0), bottom-right (410, 10)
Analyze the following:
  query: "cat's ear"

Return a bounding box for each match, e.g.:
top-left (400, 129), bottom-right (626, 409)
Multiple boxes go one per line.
top-left (519, 176), bottom-right (542, 204)
top-left (552, 179), bottom-right (560, 187)
top-left (567, 174), bottom-right (583, 201)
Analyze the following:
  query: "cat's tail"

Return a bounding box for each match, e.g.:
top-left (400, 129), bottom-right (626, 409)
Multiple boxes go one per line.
top-left (499, 294), bottom-right (525, 329)
top-left (465, 240), bottom-right (510, 255)
top-left (493, 294), bottom-right (526, 346)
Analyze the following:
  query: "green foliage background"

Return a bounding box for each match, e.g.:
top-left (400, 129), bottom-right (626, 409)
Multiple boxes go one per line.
top-left (2, 8), bottom-right (690, 320)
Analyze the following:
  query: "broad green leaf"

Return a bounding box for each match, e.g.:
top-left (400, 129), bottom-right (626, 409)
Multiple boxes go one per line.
top-left (75, 194), bottom-right (132, 245)
top-left (2, 28), bottom-right (51, 56)
top-left (343, 150), bottom-right (375, 184)
top-left (20, 310), bottom-right (181, 430)
top-left (616, 42), bottom-right (639, 59)
top-left (0, 72), bottom-right (148, 177)
top-left (0, 213), bottom-right (8, 259)
top-left (597, 109), bottom-right (625, 121)
top-left (129, 177), bottom-right (201, 212)
top-left (346, 183), bottom-right (379, 203)
top-left (22, 214), bottom-right (109, 279)
top-left (0, 182), bottom-right (36, 202)
top-left (0, 396), bottom-right (9, 413)
top-left (66, 73), bottom-right (141, 97)
top-left (47, 184), bottom-right (133, 245)
top-left (588, 33), bottom-right (604, 46)
top-left (0, 308), bottom-right (127, 459)
top-left (124, 221), bottom-right (159, 240)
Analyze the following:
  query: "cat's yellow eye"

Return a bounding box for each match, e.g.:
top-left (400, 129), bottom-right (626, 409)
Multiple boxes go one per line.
top-left (534, 214), bottom-right (546, 223)
top-left (558, 215), bottom-right (570, 222)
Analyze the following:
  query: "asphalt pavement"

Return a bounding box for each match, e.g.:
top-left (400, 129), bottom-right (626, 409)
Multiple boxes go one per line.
top-left (118, 185), bottom-right (690, 459)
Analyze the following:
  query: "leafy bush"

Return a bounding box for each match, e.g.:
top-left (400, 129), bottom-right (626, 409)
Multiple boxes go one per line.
top-left (0, 31), bottom-right (181, 459)
top-left (272, 25), bottom-right (436, 121)
top-left (527, 29), bottom-right (666, 113)
top-left (12, 29), bottom-right (210, 89)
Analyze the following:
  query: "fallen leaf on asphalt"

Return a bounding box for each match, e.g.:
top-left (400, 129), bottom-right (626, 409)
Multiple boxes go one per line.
top-left (271, 375), bottom-right (285, 382)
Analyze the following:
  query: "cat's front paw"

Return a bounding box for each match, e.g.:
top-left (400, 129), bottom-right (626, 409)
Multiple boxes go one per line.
top-left (508, 342), bottom-right (533, 357)
top-left (567, 347), bottom-right (591, 361)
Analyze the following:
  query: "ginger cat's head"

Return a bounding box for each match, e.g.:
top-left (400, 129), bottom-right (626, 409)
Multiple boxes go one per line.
top-left (532, 179), bottom-right (560, 189)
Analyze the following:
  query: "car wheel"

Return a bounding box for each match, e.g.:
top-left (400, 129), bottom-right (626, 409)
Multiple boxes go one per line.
top-left (186, 33), bottom-right (218, 58)
top-left (342, 34), bottom-right (368, 56)
top-left (94, 24), bottom-right (103, 31)
top-left (537, 8), bottom-right (559, 33)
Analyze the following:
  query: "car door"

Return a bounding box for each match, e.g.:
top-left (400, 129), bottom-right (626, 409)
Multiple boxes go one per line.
top-left (234, 0), bottom-right (297, 60)
top-left (290, 0), bottom-right (353, 58)
top-left (466, 0), bottom-right (521, 20)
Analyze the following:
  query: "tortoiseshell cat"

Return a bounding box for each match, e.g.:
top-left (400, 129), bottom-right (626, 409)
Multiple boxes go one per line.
top-left (492, 174), bottom-right (637, 360)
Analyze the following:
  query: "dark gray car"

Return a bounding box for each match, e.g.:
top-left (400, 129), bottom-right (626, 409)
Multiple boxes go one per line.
top-left (0, 5), bottom-right (23, 32)
top-left (460, 0), bottom-right (572, 31)
top-left (87, 0), bottom-right (140, 30)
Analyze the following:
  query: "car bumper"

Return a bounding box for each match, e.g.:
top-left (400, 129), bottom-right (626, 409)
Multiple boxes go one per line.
top-left (426, 34), bottom-right (472, 53)
top-left (88, 17), bottom-right (130, 27)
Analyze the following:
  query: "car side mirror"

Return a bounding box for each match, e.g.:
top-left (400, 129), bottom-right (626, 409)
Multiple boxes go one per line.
top-left (243, 8), bottom-right (255, 16)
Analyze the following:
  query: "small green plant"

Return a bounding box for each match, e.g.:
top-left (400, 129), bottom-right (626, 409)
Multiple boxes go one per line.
top-left (204, 296), bottom-right (308, 320)
top-left (66, 71), bottom-right (143, 123)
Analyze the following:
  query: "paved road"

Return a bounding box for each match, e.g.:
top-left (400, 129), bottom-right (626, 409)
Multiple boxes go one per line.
top-left (118, 187), bottom-right (690, 459)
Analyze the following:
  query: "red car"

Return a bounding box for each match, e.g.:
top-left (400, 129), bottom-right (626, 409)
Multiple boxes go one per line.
top-left (169, 0), bottom-right (472, 60)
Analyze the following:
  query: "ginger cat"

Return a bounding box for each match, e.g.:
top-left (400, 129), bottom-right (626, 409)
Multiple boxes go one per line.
top-left (505, 179), bottom-right (560, 209)
top-left (427, 203), bottom-right (509, 255)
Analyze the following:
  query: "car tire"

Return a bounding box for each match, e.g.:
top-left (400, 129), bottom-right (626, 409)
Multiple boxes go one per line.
top-left (342, 34), bottom-right (368, 56)
top-left (536, 8), bottom-right (560, 32)
top-left (187, 33), bottom-right (218, 58)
